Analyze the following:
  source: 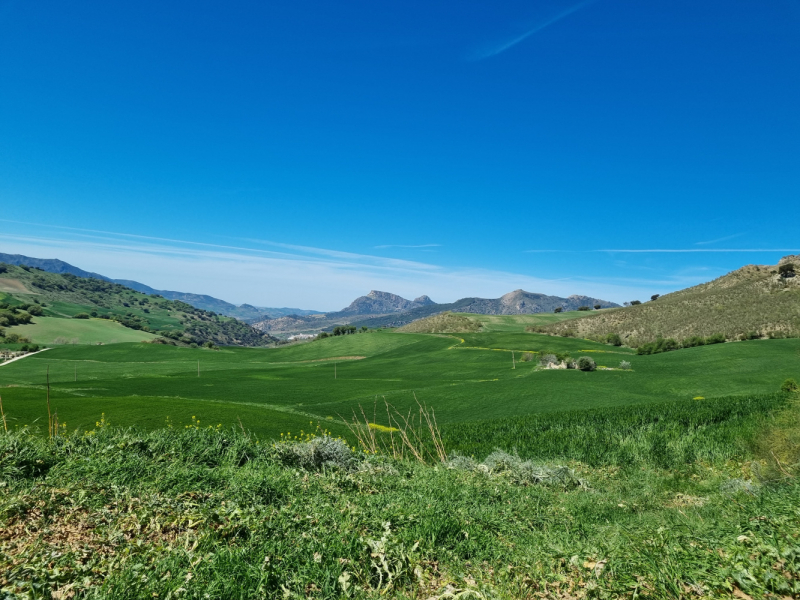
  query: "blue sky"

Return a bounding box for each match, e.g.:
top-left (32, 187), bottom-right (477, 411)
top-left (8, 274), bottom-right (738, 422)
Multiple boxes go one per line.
top-left (1, 0), bottom-right (799, 310)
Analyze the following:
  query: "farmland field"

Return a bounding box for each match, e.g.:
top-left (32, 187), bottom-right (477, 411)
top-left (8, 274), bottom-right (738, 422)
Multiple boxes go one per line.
top-left (6, 316), bottom-right (158, 345)
top-left (2, 329), bottom-right (798, 443)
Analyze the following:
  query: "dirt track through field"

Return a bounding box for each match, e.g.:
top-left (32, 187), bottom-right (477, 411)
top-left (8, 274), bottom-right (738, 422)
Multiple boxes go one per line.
top-left (0, 348), bottom-right (51, 367)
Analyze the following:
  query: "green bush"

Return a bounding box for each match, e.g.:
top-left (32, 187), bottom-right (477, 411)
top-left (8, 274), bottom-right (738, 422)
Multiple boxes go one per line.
top-left (606, 333), bottom-right (622, 346)
top-left (630, 300), bottom-right (642, 305)
top-left (553, 307), bottom-right (563, 313)
top-left (705, 333), bottom-right (726, 345)
top-left (576, 356), bottom-right (596, 371)
top-left (637, 337), bottom-right (680, 355)
top-left (73, 313), bottom-right (90, 319)
top-left (577, 306), bottom-right (590, 311)
top-left (26, 304), bottom-right (43, 316)
top-left (781, 378), bottom-right (799, 393)
top-left (682, 336), bottom-right (706, 348)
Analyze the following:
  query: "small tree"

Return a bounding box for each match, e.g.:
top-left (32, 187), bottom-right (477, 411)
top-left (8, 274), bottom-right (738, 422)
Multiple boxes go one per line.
top-left (606, 333), bottom-right (622, 346)
top-left (554, 307), bottom-right (563, 313)
top-left (650, 294), bottom-right (660, 301)
top-left (577, 306), bottom-right (590, 311)
top-left (778, 263), bottom-right (796, 278)
top-left (577, 356), bottom-right (596, 371)
top-left (630, 300), bottom-right (642, 306)
top-left (593, 304), bottom-right (601, 310)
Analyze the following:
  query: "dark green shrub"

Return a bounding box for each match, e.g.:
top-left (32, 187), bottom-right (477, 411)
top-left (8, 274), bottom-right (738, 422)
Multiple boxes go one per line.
top-left (26, 305), bottom-right (43, 316)
top-left (781, 378), bottom-right (799, 393)
top-left (705, 333), bottom-right (725, 345)
top-left (745, 331), bottom-right (761, 340)
top-left (593, 304), bottom-right (601, 310)
top-left (605, 333), bottom-right (622, 346)
top-left (778, 263), bottom-right (796, 278)
top-left (637, 337), bottom-right (680, 355)
top-left (577, 306), bottom-right (590, 311)
top-left (650, 294), bottom-right (660, 301)
top-left (682, 336), bottom-right (706, 348)
top-left (0, 264), bottom-right (7, 274)
top-left (577, 356), bottom-right (596, 371)
top-left (553, 307), bottom-right (563, 313)
top-left (630, 300), bottom-right (642, 305)
top-left (73, 313), bottom-right (90, 319)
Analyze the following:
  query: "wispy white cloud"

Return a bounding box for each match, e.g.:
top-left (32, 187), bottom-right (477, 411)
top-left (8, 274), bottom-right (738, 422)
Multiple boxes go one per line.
top-left (600, 248), bottom-right (800, 253)
top-left (471, 0), bottom-right (598, 60)
top-left (0, 222), bottom-right (664, 309)
top-left (694, 233), bottom-right (744, 246)
top-left (374, 244), bottom-right (441, 249)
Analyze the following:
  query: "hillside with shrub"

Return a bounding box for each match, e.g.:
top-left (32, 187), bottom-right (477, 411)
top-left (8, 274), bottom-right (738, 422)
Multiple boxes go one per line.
top-left (531, 256), bottom-right (800, 347)
top-left (397, 311), bottom-right (482, 333)
top-left (0, 263), bottom-right (275, 347)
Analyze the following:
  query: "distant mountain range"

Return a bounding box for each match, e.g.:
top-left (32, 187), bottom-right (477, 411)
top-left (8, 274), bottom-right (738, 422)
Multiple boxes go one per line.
top-left (0, 253), bottom-right (321, 320)
top-left (252, 289), bottom-right (619, 336)
top-left (0, 252), bottom-right (620, 338)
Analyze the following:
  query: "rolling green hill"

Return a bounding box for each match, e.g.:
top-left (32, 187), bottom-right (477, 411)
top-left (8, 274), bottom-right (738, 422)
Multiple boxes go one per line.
top-left (533, 256), bottom-right (800, 346)
top-left (1, 328), bottom-right (798, 441)
top-left (3, 322), bottom-right (800, 598)
top-left (0, 263), bottom-right (276, 347)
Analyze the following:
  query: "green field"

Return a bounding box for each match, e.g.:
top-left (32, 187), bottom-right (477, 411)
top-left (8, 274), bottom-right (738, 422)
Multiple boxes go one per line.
top-left (7, 316), bottom-right (158, 345)
top-left (2, 329), bottom-right (798, 442)
top-left (3, 326), bottom-right (800, 599)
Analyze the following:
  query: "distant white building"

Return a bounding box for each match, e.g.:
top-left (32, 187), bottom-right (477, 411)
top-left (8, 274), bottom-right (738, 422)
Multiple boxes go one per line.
top-left (287, 333), bottom-right (316, 341)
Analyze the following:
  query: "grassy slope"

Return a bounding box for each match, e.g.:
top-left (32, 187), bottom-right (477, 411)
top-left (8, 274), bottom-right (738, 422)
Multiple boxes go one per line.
top-left (0, 265), bottom-right (274, 347)
top-left (2, 394), bottom-right (798, 599)
top-left (396, 312), bottom-right (481, 333)
top-left (7, 316), bottom-right (158, 345)
top-left (536, 262), bottom-right (800, 346)
top-left (465, 310), bottom-right (593, 332)
top-left (2, 330), bottom-right (798, 441)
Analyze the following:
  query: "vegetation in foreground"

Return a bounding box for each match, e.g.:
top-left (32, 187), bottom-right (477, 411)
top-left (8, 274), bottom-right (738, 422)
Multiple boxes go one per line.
top-left (2, 393), bottom-right (799, 599)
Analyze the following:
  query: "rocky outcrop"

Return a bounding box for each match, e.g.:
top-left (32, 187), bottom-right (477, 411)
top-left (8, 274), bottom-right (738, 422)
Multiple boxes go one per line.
top-left (336, 291), bottom-right (436, 315)
top-left (454, 290), bottom-right (618, 315)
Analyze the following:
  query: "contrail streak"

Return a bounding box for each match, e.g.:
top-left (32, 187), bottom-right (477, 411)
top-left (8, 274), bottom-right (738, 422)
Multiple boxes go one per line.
top-left (472, 0), bottom-right (598, 60)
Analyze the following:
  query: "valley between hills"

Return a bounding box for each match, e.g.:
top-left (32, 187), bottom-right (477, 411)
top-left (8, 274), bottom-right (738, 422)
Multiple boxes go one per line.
top-left (1, 254), bottom-right (799, 599)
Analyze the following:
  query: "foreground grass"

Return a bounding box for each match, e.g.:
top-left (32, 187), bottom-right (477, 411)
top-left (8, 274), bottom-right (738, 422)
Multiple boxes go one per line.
top-left (2, 394), bottom-right (799, 599)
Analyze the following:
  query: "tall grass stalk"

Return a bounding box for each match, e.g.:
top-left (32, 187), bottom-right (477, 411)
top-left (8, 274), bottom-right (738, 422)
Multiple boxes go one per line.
top-left (0, 394), bottom-right (6, 433)
top-left (344, 397), bottom-right (447, 464)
